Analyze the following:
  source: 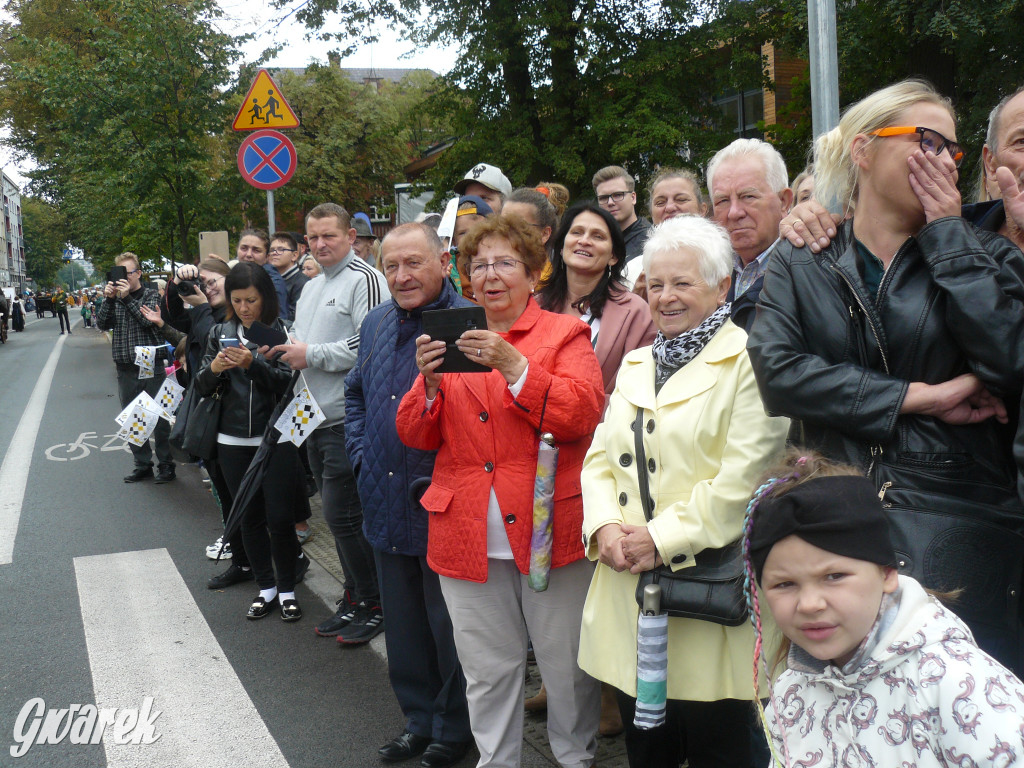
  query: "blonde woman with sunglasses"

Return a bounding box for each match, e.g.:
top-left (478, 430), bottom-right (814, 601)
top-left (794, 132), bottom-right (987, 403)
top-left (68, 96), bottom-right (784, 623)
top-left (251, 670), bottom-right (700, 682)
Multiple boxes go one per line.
top-left (747, 79), bottom-right (1024, 675)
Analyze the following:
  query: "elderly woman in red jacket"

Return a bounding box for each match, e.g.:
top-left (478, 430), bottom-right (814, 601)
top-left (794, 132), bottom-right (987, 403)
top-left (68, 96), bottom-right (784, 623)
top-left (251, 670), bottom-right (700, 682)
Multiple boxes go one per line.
top-left (397, 214), bottom-right (605, 768)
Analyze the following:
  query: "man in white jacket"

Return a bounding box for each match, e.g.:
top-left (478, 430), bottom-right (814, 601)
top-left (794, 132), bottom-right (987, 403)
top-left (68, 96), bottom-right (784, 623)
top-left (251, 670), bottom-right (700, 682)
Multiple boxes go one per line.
top-left (272, 202), bottom-right (389, 644)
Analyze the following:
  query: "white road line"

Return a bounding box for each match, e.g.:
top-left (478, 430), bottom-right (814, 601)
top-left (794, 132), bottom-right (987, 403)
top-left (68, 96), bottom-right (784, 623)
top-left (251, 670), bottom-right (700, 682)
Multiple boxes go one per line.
top-left (74, 548), bottom-right (290, 768)
top-left (0, 333), bottom-right (66, 565)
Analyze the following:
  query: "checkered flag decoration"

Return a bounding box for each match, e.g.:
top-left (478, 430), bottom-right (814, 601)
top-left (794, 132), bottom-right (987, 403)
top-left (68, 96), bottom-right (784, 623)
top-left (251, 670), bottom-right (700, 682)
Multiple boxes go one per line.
top-left (114, 392), bottom-right (163, 447)
top-left (134, 345), bottom-right (159, 379)
top-left (155, 377), bottom-right (185, 422)
top-left (274, 386), bottom-right (325, 447)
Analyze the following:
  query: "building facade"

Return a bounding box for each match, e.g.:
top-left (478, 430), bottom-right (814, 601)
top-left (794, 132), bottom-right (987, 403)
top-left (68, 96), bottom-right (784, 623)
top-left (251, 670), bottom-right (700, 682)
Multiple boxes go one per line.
top-left (2, 173), bottom-right (26, 295)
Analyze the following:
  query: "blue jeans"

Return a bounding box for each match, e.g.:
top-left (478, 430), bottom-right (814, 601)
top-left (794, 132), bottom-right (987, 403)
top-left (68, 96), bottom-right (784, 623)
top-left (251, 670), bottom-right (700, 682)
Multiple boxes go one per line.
top-left (306, 425), bottom-right (379, 603)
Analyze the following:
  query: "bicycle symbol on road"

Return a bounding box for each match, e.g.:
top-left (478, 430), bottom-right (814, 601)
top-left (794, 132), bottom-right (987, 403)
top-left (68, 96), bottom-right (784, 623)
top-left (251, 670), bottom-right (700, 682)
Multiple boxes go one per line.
top-left (45, 431), bottom-right (131, 461)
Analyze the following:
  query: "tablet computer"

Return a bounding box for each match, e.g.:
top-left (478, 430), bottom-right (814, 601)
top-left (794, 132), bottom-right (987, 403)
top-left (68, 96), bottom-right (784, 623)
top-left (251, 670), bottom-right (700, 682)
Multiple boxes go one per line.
top-left (421, 306), bottom-right (492, 373)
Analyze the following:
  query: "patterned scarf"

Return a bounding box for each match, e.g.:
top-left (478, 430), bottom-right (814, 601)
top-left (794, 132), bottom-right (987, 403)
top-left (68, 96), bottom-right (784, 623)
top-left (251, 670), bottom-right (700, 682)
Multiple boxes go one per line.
top-left (651, 303), bottom-right (731, 391)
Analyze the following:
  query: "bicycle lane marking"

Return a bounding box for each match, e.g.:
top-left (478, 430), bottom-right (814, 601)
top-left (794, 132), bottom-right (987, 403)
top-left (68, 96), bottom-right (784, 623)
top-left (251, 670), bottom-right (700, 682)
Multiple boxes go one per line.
top-left (0, 333), bottom-right (67, 565)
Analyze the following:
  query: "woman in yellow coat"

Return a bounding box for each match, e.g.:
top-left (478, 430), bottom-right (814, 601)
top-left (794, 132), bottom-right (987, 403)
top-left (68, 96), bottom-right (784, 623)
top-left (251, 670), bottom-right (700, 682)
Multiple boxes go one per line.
top-left (578, 215), bottom-right (788, 768)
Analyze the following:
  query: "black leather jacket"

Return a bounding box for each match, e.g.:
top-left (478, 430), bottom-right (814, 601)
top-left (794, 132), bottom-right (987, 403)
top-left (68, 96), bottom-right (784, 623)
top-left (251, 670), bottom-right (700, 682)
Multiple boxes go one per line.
top-left (748, 216), bottom-right (1024, 509)
top-left (196, 319), bottom-right (293, 439)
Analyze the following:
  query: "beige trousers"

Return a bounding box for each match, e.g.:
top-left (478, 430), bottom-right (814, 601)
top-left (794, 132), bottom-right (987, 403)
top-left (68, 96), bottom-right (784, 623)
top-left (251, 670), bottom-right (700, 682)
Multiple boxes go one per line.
top-left (439, 558), bottom-right (601, 768)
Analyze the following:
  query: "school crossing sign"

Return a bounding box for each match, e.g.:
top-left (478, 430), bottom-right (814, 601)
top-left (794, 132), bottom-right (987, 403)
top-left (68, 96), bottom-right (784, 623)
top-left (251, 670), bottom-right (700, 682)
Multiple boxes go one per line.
top-left (232, 69), bottom-right (300, 131)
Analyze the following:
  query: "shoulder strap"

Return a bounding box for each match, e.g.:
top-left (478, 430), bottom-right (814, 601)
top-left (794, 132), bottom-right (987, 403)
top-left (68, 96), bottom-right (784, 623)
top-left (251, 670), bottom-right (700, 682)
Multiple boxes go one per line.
top-left (634, 406), bottom-right (654, 522)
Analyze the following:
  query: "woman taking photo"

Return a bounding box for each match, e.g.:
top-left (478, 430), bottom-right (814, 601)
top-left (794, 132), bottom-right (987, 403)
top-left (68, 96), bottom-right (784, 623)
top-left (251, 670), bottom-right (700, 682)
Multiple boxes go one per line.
top-left (196, 263), bottom-right (305, 621)
top-left (579, 215), bottom-right (788, 768)
top-left (397, 214), bottom-right (605, 768)
top-left (748, 80), bottom-right (1024, 673)
top-left (538, 203), bottom-right (655, 396)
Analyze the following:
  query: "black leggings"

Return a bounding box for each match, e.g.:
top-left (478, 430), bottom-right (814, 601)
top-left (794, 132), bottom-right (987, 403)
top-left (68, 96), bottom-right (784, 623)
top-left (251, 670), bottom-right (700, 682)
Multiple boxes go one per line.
top-left (217, 442), bottom-right (302, 592)
top-left (207, 459), bottom-right (249, 569)
top-left (615, 690), bottom-right (764, 768)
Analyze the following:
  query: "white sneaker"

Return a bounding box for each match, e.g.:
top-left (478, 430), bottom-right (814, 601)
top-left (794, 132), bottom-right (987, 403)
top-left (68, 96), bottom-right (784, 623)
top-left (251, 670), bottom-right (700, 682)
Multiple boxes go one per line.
top-left (205, 536), bottom-right (232, 560)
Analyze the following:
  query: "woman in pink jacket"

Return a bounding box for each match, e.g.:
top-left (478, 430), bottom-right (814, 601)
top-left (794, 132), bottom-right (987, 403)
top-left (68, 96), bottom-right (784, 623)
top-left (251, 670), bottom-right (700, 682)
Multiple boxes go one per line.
top-left (397, 214), bottom-right (605, 768)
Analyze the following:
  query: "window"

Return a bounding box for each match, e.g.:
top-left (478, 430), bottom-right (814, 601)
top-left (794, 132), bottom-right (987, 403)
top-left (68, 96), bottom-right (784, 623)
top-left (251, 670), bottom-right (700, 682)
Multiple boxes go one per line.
top-left (713, 89), bottom-right (764, 139)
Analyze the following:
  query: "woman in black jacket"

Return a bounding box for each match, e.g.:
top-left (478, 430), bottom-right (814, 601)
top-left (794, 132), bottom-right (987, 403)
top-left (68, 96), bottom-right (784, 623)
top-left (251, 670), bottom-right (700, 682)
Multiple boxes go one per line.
top-left (747, 80), bottom-right (1024, 673)
top-left (196, 263), bottom-right (305, 622)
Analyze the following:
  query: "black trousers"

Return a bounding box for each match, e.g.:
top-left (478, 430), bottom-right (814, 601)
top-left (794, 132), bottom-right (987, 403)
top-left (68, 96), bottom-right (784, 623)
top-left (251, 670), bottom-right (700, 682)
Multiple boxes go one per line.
top-left (615, 691), bottom-right (763, 768)
top-left (376, 550), bottom-right (471, 742)
top-left (217, 442), bottom-right (301, 591)
top-left (57, 308), bottom-right (70, 332)
top-left (207, 459), bottom-right (249, 569)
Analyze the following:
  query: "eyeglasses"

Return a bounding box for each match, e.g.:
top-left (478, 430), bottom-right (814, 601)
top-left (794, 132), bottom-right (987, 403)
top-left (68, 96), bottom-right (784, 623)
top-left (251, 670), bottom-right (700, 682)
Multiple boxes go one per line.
top-left (596, 191), bottom-right (630, 205)
top-left (128, 269), bottom-right (141, 275)
top-left (269, 248), bottom-right (295, 255)
top-left (469, 258), bottom-right (526, 278)
top-left (869, 126), bottom-right (965, 168)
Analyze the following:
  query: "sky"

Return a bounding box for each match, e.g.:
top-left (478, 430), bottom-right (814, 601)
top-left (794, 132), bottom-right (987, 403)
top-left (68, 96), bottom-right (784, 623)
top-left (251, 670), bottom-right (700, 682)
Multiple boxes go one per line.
top-left (0, 0), bottom-right (460, 188)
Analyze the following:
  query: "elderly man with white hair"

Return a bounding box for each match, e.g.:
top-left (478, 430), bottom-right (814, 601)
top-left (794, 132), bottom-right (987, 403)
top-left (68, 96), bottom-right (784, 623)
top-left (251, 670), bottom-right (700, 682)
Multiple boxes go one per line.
top-left (706, 138), bottom-right (793, 332)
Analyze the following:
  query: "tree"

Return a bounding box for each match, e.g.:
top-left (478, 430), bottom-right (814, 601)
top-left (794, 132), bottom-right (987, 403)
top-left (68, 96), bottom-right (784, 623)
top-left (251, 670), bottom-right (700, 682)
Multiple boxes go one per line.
top-left (0, 0), bottom-right (244, 265)
top-left (20, 196), bottom-right (67, 287)
top-left (273, 0), bottom-right (758, 199)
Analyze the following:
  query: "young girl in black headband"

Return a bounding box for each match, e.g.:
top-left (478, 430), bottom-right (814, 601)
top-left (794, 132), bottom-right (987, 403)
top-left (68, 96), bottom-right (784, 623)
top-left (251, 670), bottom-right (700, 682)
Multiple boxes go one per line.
top-left (742, 450), bottom-right (1024, 767)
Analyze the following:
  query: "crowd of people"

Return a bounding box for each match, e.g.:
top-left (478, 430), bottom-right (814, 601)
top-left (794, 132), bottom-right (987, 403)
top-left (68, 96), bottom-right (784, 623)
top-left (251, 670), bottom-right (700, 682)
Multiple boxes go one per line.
top-left (90, 78), bottom-right (1024, 768)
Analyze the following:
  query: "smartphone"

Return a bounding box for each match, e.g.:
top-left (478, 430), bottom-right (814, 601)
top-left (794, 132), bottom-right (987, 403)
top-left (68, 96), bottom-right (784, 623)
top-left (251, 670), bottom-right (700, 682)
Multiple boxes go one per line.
top-left (421, 306), bottom-right (491, 373)
top-left (107, 266), bottom-right (128, 284)
top-left (245, 320), bottom-right (288, 349)
top-left (219, 338), bottom-right (241, 349)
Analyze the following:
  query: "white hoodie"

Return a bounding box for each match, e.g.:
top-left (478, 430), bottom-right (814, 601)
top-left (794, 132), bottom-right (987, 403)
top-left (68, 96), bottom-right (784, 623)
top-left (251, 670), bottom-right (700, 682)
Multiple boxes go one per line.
top-left (766, 576), bottom-right (1024, 767)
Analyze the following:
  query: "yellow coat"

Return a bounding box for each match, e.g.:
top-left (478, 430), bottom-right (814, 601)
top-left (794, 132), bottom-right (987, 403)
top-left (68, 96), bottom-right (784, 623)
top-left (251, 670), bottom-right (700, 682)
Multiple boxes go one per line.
top-left (578, 320), bottom-right (787, 701)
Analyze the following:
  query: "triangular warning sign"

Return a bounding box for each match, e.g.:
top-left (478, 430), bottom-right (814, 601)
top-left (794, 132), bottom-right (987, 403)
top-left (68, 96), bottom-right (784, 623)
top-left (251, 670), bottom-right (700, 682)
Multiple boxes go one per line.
top-left (232, 69), bottom-right (300, 131)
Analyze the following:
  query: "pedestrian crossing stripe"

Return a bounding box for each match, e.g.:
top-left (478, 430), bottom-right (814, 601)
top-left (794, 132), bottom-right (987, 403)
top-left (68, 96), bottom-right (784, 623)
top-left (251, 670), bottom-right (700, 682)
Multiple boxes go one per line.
top-left (232, 69), bottom-right (300, 131)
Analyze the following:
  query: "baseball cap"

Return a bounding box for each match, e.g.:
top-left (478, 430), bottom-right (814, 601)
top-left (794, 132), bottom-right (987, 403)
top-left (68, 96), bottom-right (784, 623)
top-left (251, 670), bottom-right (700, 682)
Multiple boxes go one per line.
top-left (454, 163), bottom-right (512, 197)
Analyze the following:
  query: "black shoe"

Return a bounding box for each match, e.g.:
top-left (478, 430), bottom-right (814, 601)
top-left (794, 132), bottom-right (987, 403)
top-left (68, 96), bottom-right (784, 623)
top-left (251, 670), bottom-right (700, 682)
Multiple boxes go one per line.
top-left (207, 564), bottom-right (253, 590)
top-left (247, 594), bottom-right (278, 620)
top-left (294, 553), bottom-right (310, 584)
top-left (379, 732), bottom-right (431, 762)
top-left (154, 466), bottom-right (176, 484)
top-left (337, 600), bottom-right (384, 645)
top-left (420, 741), bottom-right (472, 768)
top-left (314, 589), bottom-right (357, 637)
top-left (123, 467), bottom-right (154, 483)
top-left (280, 598), bottom-right (302, 622)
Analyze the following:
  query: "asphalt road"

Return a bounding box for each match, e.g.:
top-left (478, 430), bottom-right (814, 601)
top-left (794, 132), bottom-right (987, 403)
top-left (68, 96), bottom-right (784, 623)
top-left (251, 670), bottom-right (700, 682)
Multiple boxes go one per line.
top-left (0, 316), bottom-right (407, 768)
top-left (0, 314), bottom-right (618, 768)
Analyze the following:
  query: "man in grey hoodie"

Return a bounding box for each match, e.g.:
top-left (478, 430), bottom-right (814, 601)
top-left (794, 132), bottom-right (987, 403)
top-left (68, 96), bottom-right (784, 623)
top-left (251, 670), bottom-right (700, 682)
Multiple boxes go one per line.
top-left (271, 202), bottom-right (390, 644)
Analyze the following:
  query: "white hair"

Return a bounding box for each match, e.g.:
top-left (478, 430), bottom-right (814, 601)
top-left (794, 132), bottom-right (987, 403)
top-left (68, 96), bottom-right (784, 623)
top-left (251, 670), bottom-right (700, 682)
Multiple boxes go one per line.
top-left (706, 138), bottom-right (789, 196)
top-left (641, 215), bottom-right (733, 286)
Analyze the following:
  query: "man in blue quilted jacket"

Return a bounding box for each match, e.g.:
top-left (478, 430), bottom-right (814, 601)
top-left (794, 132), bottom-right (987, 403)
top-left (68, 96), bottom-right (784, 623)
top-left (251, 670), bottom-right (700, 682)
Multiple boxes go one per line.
top-left (344, 223), bottom-right (473, 768)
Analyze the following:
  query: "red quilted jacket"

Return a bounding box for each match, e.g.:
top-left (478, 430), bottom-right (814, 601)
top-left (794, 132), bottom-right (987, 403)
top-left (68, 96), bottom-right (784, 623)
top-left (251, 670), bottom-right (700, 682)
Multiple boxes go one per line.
top-left (396, 299), bottom-right (605, 583)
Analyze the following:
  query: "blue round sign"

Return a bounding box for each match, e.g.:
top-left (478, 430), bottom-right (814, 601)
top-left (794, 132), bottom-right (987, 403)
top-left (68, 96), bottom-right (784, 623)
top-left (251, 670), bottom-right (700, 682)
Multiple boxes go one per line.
top-left (237, 129), bottom-right (297, 191)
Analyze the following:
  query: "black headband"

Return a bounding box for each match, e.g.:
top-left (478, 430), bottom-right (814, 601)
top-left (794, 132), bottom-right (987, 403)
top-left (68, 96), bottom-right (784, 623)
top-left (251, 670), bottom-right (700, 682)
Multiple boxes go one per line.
top-left (748, 475), bottom-right (897, 583)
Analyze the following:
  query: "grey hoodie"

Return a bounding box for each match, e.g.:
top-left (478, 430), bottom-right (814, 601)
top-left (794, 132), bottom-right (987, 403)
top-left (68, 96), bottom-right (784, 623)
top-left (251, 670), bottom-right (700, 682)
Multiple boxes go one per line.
top-left (292, 250), bottom-right (388, 427)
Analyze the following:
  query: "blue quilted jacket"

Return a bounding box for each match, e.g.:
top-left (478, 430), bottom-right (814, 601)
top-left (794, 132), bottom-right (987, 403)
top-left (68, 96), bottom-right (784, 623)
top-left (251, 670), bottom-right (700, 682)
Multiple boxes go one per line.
top-left (344, 279), bottom-right (471, 555)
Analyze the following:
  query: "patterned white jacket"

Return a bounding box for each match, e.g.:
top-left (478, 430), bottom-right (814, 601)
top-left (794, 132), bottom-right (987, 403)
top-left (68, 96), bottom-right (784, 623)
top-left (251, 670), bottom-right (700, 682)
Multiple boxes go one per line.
top-left (766, 576), bottom-right (1024, 767)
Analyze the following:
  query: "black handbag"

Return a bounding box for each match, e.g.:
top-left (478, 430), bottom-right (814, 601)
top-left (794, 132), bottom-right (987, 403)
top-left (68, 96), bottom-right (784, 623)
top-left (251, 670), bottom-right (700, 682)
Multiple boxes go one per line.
top-left (180, 386), bottom-right (222, 460)
top-left (874, 461), bottom-right (1024, 631)
top-left (631, 406), bottom-right (748, 625)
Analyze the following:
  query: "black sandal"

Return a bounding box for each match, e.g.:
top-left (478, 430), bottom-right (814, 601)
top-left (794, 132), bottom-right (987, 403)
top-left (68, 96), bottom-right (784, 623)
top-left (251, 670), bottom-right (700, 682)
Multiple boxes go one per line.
top-left (247, 594), bottom-right (278, 620)
top-left (280, 599), bottom-right (302, 622)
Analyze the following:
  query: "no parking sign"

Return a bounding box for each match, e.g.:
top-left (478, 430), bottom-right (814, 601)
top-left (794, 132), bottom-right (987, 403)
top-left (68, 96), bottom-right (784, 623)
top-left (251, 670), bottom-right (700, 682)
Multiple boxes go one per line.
top-left (236, 130), bottom-right (297, 191)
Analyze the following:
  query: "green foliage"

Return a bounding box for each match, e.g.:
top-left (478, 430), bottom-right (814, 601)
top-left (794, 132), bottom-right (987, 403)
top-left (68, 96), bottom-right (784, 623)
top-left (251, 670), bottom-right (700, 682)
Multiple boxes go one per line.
top-left (0, 0), bottom-right (243, 264)
top-left (20, 196), bottom-right (66, 286)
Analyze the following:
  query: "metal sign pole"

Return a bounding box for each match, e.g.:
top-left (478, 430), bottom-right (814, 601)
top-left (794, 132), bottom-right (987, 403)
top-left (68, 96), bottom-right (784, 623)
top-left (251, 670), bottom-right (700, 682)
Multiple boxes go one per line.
top-left (808, 0), bottom-right (840, 208)
top-left (267, 190), bottom-right (276, 236)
